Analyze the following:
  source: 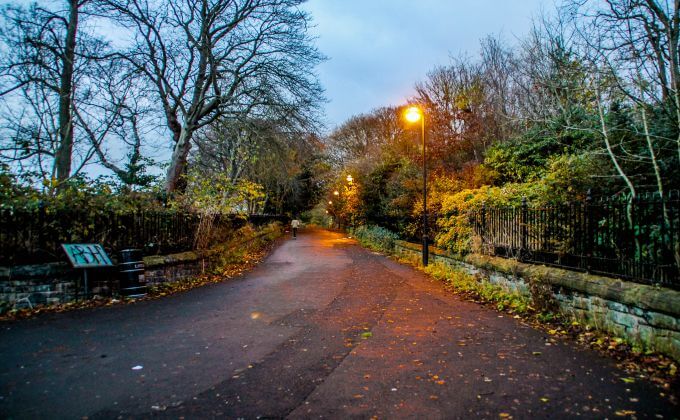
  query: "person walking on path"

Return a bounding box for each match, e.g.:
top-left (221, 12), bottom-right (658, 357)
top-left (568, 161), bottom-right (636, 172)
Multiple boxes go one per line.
top-left (291, 217), bottom-right (301, 239)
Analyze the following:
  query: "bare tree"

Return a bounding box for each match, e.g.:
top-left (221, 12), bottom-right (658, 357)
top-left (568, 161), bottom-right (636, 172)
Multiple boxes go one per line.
top-left (480, 36), bottom-right (521, 140)
top-left (326, 107), bottom-right (402, 165)
top-left (100, 0), bottom-right (324, 194)
top-left (192, 117), bottom-right (323, 213)
top-left (0, 0), bottom-right (149, 189)
top-left (72, 59), bottom-right (156, 188)
top-left (55, 0), bottom-right (80, 184)
top-left (567, 0), bottom-right (680, 176)
top-left (0, 0), bottom-right (89, 187)
top-left (193, 118), bottom-right (279, 184)
top-left (414, 58), bottom-right (491, 166)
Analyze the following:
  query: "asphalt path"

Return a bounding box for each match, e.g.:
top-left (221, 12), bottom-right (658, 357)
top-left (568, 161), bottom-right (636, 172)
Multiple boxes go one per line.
top-left (0, 228), bottom-right (676, 419)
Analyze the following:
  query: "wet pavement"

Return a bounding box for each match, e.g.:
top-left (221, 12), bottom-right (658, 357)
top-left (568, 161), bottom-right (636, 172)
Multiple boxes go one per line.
top-left (0, 228), bottom-right (676, 419)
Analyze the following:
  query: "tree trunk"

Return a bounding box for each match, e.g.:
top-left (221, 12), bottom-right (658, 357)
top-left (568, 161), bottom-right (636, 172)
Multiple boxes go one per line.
top-left (54, 0), bottom-right (79, 188)
top-left (165, 125), bottom-right (194, 194)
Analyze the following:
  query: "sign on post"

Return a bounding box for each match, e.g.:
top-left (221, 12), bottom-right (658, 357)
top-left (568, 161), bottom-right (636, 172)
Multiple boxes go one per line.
top-left (61, 244), bottom-right (113, 300)
top-left (61, 244), bottom-right (113, 268)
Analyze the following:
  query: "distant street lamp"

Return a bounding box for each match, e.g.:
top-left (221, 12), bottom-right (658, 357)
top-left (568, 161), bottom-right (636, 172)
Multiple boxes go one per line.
top-left (328, 201), bottom-right (333, 205)
top-left (404, 105), bottom-right (429, 266)
top-left (333, 190), bottom-right (339, 196)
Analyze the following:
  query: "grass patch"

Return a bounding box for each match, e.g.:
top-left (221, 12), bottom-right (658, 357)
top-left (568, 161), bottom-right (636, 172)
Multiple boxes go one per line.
top-left (397, 252), bottom-right (534, 317)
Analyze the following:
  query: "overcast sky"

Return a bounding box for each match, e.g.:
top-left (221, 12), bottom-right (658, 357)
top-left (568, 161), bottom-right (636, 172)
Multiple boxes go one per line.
top-left (303, 0), bottom-right (554, 130)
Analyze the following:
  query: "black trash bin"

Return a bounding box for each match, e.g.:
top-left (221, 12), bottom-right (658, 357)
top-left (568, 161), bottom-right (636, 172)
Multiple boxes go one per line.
top-left (119, 249), bottom-right (147, 298)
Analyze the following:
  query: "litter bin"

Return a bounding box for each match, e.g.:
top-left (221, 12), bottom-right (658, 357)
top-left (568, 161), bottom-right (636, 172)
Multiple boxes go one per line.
top-left (119, 249), bottom-right (147, 298)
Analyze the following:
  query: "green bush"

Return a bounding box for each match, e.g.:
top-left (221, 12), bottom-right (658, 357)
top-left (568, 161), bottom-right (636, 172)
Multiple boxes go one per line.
top-left (435, 183), bottom-right (548, 254)
top-left (353, 225), bottom-right (399, 252)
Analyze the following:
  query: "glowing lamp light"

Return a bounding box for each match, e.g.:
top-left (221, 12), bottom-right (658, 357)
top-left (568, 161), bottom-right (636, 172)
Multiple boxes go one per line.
top-left (346, 175), bottom-right (353, 183)
top-left (403, 103), bottom-right (429, 266)
top-left (404, 106), bottom-right (422, 123)
top-left (333, 190), bottom-right (339, 196)
top-left (328, 201), bottom-right (333, 205)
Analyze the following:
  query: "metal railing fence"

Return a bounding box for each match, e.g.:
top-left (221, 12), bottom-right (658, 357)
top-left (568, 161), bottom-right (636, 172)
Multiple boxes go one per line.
top-left (0, 205), bottom-right (286, 265)
top-left (471, 191), bottom-right (680, 288)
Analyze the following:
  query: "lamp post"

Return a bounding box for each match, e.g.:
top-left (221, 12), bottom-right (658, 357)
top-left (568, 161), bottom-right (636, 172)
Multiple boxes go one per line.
top-left (405, 105), bottom-right (429, 266)
top-left (345, 174), bottom-right (355, 231)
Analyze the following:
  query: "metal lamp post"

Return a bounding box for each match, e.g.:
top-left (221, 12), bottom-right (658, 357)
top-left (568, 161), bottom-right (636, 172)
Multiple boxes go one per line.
top-left (405, 106), bottom-right (428, 266)
top-left (345, 174), bottom-right (354, 231)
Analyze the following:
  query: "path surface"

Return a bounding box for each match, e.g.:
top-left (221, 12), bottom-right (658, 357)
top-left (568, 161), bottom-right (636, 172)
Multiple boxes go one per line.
top-left (0, 229), bottom-right (675, 419)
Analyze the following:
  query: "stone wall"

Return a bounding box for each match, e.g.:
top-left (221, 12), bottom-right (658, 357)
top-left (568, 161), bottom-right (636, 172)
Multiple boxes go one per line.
top-left (0, 225), bottom-right (279, 312)
top-left (394, 240), bottom-right (680, 361)
top-left (0, 263), bottom-right (78, 309)
top-left (0, 254), bottom-right (208, 311)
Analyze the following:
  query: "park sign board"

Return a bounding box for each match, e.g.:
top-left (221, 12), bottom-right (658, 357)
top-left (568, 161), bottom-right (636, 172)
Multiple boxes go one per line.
top-left (61, 244), bottom-right (114, 268)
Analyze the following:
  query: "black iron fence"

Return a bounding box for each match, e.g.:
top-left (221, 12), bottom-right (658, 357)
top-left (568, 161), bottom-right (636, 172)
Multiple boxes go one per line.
top-left (0, 205), bottom-right (286, 265)
top-left (471, 192), bottom-right (680, 288)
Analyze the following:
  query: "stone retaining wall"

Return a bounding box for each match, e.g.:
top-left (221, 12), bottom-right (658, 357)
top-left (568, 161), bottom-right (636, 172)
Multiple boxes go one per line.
top-left (394, 240), bottom-right (680, 361)
top-left (0, 255), bottom-right (206, 311)
top-left (0, 263), bottom-right (78, 308)
top-left (0, 225), bottom-right (279, 311)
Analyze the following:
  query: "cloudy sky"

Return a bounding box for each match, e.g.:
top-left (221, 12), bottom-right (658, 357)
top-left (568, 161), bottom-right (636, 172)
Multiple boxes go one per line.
top-left (303, 0), bottom-right (553, 130)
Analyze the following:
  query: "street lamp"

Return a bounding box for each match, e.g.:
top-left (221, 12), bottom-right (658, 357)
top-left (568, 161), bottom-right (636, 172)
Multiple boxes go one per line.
top-left (404, 105), bottom-right (429, 266)
top-left (333, 190), bottom-right (339, 196)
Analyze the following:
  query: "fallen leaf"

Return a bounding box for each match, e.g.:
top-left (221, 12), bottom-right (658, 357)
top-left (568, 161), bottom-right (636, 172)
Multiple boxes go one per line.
top-left (614, 409), bottom-right (636, 417)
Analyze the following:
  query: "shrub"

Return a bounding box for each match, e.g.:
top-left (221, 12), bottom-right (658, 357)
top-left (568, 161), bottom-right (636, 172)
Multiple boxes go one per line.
top-left (434, 183), bottom-right (549, 255)
top-left (353, 225), bottom-right (399, 252)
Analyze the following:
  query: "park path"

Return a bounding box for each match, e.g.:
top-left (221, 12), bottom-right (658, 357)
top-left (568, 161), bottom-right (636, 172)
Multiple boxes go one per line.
top-left (0, 228), bottom-right (675, 419)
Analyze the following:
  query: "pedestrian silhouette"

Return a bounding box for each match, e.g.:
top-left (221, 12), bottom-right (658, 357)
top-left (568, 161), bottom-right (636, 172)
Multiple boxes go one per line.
top-left (291, 217), bottom-right (301, 239)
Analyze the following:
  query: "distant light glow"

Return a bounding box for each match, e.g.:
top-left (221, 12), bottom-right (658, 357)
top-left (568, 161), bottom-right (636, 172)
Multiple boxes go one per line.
top-left (328, 201), bottom-right (333, 205)
top-left (333, 190), bottom-right (339, 196)
top-left (405, 106), bottom-right (422, 123)
top-left (346, 175), bottom-right (353, 183)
